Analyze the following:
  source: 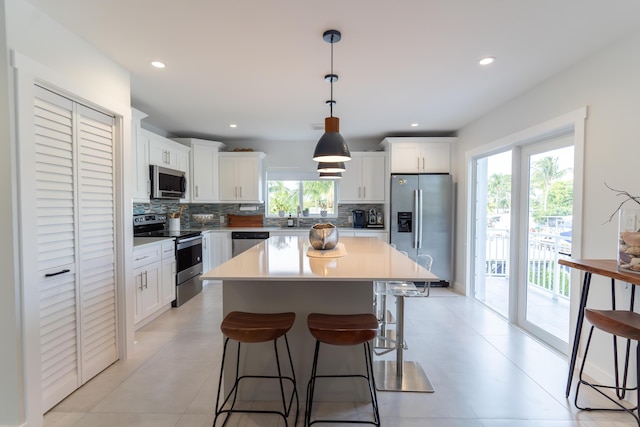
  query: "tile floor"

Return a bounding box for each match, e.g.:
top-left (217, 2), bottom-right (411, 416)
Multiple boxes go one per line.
top-left (44, 283), bottom-right (639, 426)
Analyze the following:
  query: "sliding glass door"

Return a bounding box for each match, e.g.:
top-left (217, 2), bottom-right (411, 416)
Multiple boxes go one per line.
top-left (519, 140), bottom-right (574, 346)
top-left (471, 133), bottom-right (575, 352)
top-left (472, 151), bottom-right (512, 318)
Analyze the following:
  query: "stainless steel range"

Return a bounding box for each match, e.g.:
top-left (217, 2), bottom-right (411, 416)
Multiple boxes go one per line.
top-left (133, 214), bottom-right (203, 307)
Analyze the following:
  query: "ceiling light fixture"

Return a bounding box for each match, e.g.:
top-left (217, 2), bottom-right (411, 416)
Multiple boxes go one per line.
top-left (317, 161), bottom-right (346, 173)
top-left (479, 57), bottom-right (495, 66)
top-left (313, 29), bottom-right (351, 164)
top-left (318, 172), bottom-right (343, 179)
top-left (151, 61), bottom-right (166, 69)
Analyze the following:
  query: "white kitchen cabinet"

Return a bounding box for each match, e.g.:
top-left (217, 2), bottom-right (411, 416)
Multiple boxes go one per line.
top-left (161, 240), bottom-right (176, 306)
top-left (381, 137), bottom-right (456, 174)
top-left (133, 243), bottom-right (162, 325)
top-left (341, 230), bottom-right (388, 242)
top-left (339, 152), bottom-right (386, 202)
top-left (218, 152), bottom-right (266, 202)
top-left (173, 138), bottom-right (226, 203)
top-left (132, 108), bottom-right (150, 201)
top-left (133, 240), bottom-right (175, 327)
top-left (147, 130), bottom-right (191, 173)
top-left (202, 231), bottom-right (232, 284)
top-left (134, 260), bottom-right (162, 322)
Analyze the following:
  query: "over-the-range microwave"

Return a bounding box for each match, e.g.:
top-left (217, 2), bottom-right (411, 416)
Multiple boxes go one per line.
top-left (150, 165), bottom-right (186, 199)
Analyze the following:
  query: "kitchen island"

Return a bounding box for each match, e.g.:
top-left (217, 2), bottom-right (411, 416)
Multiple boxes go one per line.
top-left (201, 235), bottom-right (438, 400)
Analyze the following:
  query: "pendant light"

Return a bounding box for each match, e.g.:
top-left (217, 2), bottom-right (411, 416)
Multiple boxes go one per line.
top-left (319, 172), bottom-right (343, 179)
top-left (317, 161), bottom-right (346, 173)
top-left (313, 29), bottom-right (351, 163)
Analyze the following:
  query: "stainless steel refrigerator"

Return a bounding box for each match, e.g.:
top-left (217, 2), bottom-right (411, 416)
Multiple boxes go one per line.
top-left (390, 174), bottom-right (453, 285)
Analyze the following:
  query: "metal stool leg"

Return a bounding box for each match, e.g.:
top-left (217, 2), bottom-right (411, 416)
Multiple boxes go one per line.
top-left (214, 336), bottom-right (298, 427)
top-left (575, 326), bottom-right (640, 426)
top-left (305, 339), bottom-right (380, 427)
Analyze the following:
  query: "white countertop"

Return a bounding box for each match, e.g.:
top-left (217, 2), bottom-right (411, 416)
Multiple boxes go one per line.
top-left (201, 235), bottom-right (437, 282)
top-left (133, 236), bottom-right (174, 247)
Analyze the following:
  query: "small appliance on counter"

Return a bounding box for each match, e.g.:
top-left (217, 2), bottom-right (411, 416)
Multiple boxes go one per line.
top-left (367, 208), bottom-right (384, 228)
top-left (352, 209), bottom-right (365, 228)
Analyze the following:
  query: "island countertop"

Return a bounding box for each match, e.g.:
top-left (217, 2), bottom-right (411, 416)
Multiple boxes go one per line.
top-left (201, 235), bottom-right (438, 282)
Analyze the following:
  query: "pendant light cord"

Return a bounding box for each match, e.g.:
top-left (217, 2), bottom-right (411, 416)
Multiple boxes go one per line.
top-left (330, 33), bottom-right (334, 117)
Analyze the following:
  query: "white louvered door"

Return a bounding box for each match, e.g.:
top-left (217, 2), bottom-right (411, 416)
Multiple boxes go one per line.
top-left (76, 105), bottom-right (117, 383)
top-left (33, 86), bottom-right (117, 411)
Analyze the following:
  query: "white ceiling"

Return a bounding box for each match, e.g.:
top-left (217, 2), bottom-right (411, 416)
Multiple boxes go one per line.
top-left (25, 0), bottom-right (640, 144)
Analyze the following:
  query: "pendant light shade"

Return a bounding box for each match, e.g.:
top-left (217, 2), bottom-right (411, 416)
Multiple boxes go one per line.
top-left (319, 172), bottom-right (343, 179)
top-left (313, 30), bottom-right (351, 163)
top-left (317, 160), bottom-right (346, 173)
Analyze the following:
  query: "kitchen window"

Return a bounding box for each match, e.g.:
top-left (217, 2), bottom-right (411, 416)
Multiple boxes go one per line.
top-left (266, 179), bottom-right (336, 217)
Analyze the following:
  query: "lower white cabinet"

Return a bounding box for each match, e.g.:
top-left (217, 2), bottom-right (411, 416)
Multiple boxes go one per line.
top-left (161, 240), bottom-right (176, 305)
top-left (203, 231), bottom-right (232, 281)
top-left (134, 239), bottom-right (176, 327)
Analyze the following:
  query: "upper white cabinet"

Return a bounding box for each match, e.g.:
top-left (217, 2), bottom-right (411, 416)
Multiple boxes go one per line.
top-left (148, 130), bottom-right (190, 173)
top-left (132, 108), bottom-right (150, 201)
top-left (381, 137), bottom-right (456, 174)
top-left (173, 138), bottom-right (226, 203)
top-left (218, 152), bottom-right (266, 202)
top-left (339, 152), bottom-right (386, 202)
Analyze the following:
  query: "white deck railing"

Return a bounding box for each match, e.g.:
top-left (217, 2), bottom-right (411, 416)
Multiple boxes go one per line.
top-left (485, 229), bottom-right (571, 299)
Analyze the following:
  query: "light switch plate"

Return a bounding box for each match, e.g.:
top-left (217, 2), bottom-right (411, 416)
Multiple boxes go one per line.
top-left (220, 215), bottom-right (225, 224)
top-left (348, 216), bottom-right (352, 223)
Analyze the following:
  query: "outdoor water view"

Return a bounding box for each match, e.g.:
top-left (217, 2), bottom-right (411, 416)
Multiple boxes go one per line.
top-left (475, 144), bottom-right (574, 345)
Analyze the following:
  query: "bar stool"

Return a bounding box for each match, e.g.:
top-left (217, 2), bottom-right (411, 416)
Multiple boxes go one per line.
top-left (305, 313), bottom-right (380, 426)
top-left (575, 308), bottom-right (640, 426)
top-left (214, 311), bottom-right (298, 427)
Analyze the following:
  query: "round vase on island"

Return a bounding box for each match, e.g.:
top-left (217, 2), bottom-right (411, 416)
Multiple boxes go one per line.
top-left (309, 223), bottom-right (339, 250)
top-left (618, 208), bottom-right (640, 272)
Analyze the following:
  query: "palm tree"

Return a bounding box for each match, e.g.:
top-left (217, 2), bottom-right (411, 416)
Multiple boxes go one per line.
top-left (487, 173), bottom-right (511, 214)
top-left (531, 156), bottom-right (567, 213)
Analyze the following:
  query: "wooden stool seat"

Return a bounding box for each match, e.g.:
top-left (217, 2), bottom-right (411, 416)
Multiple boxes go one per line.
top-left (307, 313), bottom-right (378, 346)
top-left (585, 309), bottom-right (640, 341)
top-left (221, 311), bottom-right (295, 343)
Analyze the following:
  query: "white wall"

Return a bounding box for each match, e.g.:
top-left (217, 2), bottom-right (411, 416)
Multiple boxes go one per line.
top-left (1, 0), bottom-right (131, 425)
top-left (454, 28), bottom-right (640, 384)
top-left (0, 1), bottom-right (23, 426)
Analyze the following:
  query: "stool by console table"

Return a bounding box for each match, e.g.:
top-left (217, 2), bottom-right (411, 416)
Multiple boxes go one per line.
top-left (559, 258), bottom-right (640, 398)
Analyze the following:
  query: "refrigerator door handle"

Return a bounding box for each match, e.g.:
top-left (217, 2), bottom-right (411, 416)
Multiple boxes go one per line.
top-left (417, 189), bottom-right (423, 248)
top-left (413, 189), bottom-right (420, 248)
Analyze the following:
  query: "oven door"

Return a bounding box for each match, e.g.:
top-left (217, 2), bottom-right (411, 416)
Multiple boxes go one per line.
top-left (176, 235), bottom-right (202, 276)
top-left (174, 235), bottom-right (203, 307)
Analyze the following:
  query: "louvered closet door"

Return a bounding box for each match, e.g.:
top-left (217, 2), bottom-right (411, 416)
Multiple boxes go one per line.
top-left (76, 105), bottom-right (117, 382)
top-left (34, 87), bottom-right (79, 410)
top-left (34, 86), bottom-right (117, 411)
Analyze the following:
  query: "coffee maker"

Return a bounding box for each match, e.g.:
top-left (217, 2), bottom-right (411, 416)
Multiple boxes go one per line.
top-left (367, 208), bottom-right (384, 228)
top-left (352, 209), bottom-right (365, 228)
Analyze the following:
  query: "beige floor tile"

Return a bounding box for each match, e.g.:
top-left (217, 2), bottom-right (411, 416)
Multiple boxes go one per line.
top-left (43, 282), bottom-right (640, 427)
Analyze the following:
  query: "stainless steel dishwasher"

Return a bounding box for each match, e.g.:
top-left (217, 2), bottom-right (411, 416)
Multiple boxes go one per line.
top-left (231, 231), bottom-right (270, 257)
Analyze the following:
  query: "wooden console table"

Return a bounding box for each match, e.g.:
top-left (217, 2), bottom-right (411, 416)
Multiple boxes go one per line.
top-left (558, 258), bottom-right (640, 397)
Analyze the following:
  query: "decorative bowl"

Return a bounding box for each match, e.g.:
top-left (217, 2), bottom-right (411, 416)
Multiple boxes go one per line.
top-left (309, 223), bottom-right (339, 250)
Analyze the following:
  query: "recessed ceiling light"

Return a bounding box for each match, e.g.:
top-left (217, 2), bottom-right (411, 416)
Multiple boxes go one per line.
top-left (229, 124), bottom-right (237, 128)
top-left (151, 61), bottom-right (166, 69)
top-left (410, 123), bottom-right (419, 127)
top-left (479, 57), bottom-right (495, 66)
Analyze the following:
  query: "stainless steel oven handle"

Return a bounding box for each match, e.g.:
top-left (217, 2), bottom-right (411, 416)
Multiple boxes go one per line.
top-left (176, 235), bottom-right (202, 250)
